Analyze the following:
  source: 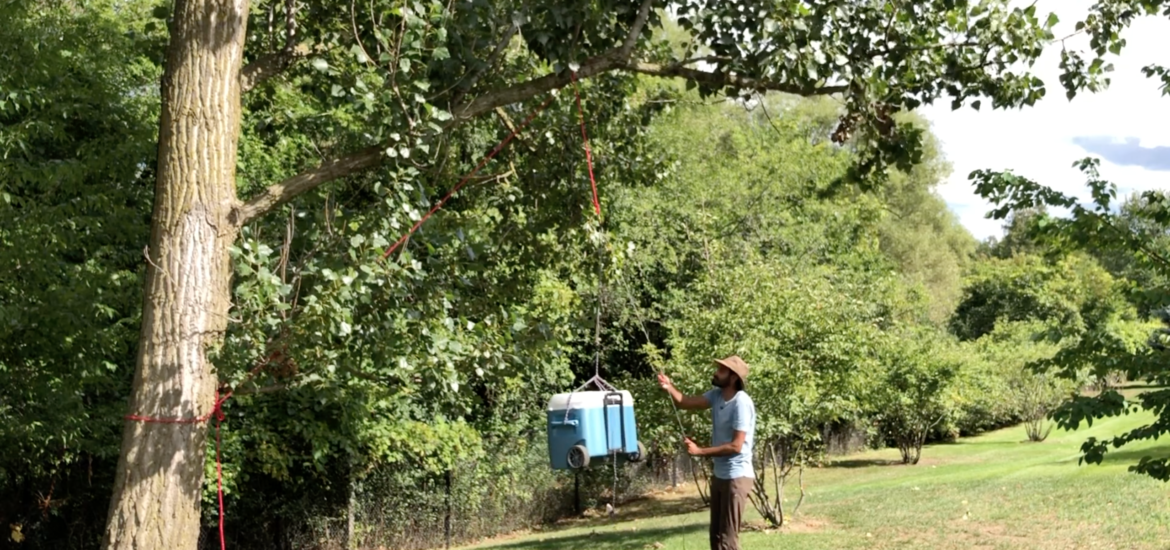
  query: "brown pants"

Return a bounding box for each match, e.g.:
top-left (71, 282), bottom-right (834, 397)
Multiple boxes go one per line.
top-left (709, 477), bottom-right (752, 550)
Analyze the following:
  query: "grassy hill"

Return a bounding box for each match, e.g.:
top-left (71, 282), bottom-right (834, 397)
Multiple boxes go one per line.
top-left (463, 413), bottom-right (1170, 550)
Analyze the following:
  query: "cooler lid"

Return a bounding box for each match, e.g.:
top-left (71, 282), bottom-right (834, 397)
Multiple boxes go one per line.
top-left (547, 390), bottom-right (634, 412)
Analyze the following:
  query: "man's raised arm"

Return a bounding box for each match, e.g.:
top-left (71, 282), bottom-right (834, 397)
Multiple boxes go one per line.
top-left (657, 373), bottom-right (710, 411)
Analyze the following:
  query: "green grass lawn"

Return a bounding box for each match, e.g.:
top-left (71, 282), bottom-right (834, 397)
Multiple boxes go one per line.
top-left (463, 413), bottom-right (1170, 550)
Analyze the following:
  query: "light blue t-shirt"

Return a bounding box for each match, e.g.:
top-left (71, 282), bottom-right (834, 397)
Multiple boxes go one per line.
top-left (704, 388), bottom-right (756, 480)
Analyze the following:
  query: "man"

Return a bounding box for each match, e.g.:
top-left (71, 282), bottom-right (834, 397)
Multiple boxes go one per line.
top-left (657, 355), bottom-right (756, 550)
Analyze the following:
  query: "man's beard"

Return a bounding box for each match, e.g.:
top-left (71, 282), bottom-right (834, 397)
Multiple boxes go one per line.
top-left (712, 374), bottom-right (729, 388)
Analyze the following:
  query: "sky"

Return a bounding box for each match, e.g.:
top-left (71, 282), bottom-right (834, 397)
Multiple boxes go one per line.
top-left (919, 0), bottom-right (1170, 241)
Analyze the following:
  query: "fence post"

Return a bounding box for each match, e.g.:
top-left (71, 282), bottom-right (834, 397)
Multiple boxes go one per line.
top-left (671, 452), bottom-right (678, 489)
top-left (574, 471), bottom-right (581, 515)
top-left (445, 469), bottom-right (453, 549)
top-left (347, 466), bottom-right (356, 550)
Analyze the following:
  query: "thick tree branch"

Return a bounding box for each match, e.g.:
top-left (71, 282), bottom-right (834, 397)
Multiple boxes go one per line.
top-left (232, 144), bottom-right (383, 226)
top-left (234, 0), bottom-right (834, 225)
top-left (235, 1), bottom-right (656, 225)
top-left (451, 54), bottom-right (618, 122)
top-left (452, 0), bottom-right (654, 122)
top-left (624, 61), bottom-right (848, 96)
top-left (235, 59), bottom-right (844, 224)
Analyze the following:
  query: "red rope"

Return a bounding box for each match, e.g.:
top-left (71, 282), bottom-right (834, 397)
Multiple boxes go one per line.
top-left (124, 393), bottom-right (229, 550)
top-left (382, 94), bottom-right (558, 259)
top-left (123, 391), bottom-right (230, 424)
top-left (570, 71), bottom-right (602, 218)
top-left (123, 359), bottom-right (267, 550)
top-left (215, 407), bottom-right (225, 550)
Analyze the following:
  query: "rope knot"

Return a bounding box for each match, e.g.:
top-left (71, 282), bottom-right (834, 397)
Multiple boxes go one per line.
top-left (211, 388), bottom-right (232, 422)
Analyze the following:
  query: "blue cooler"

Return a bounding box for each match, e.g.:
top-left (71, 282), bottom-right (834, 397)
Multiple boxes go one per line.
top-left (547, 390), bottom-right (646, 469)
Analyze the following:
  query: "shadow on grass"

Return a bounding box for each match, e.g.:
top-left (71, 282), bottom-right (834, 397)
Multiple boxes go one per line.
top-left (1100, 445), bottom-right (1170, 465)
top-left (828, 458), bottom-right (905, 468)
top-left (547, 492), bottom-right (708, 533)
top-left (486, 523), bottom-right (706, 550)
top-left (950, 440), bottom-right (1023, 446)
top-left (1048, 442), bottom-right (1170, 467)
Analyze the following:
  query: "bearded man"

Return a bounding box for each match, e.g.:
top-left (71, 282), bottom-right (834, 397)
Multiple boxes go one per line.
top-left (657, 355), bottom-right (756, 550)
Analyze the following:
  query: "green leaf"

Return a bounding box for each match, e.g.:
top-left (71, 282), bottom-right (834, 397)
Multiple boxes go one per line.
top-left (350, 44), bottom-right (369, 63)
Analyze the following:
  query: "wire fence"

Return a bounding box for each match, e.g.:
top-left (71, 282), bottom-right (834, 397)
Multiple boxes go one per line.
top-left (194, 421), bottom-right (875, 550)
top-left (197, 443), bottom-right (714, 550)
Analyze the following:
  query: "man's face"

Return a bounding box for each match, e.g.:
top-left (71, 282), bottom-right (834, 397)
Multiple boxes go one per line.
top-left (711, 365), bottom-right (734, 388)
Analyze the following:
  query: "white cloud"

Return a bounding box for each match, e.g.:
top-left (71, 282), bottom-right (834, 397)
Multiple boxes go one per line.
top-left (921, 0), bottom-right (1170, 240)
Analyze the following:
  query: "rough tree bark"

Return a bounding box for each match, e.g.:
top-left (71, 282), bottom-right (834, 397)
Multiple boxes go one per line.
top-left (102, 0), bottom-right (250, 546)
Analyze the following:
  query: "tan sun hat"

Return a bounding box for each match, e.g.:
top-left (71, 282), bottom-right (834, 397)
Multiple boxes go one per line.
top-left (714, 355), bottom-right (750, 385)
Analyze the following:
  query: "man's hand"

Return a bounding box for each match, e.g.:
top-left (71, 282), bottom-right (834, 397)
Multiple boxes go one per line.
top-left (657, 373), bottom-right (710, 411)
top-left (657, 372), bottom-right (675, 392)
top-left (695, 432), bottom-right (748, 458)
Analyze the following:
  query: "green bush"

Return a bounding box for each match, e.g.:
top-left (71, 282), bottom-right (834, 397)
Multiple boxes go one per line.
top-left (871, 329), bottom-right (964, 465)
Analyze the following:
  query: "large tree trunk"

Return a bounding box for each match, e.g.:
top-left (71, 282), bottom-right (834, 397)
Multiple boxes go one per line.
top-left (103, 0), bottom-right (248, 546)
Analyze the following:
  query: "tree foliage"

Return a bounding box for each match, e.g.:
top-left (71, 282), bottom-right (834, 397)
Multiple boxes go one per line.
top-left (872, 328), bottom-right (963, 465)
top-left (973, 159), bottom-right (1170, 480)
top-left (950, 253), bottom-right (1135, 344)
top-left (876, 114), bottom-right (976, 324)
top-left (608, 97), bottom-right (978, 527)
top-left (0, 0), bottom-right (161, 542)
top-left (959, 320), bottom-right (1075, 442)
top-left (968, 0), bottom-right (1170, 475)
